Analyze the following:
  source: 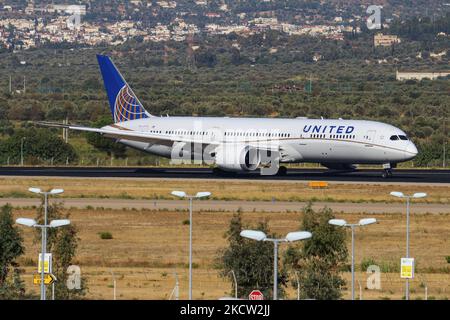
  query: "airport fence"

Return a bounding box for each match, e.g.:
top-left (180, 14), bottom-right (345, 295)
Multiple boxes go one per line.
top-left (20, 267), bottom-right (450, 300)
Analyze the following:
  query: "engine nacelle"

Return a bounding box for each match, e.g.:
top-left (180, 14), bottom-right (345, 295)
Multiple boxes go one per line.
top-left (213, 144), bottom-right (260, 172)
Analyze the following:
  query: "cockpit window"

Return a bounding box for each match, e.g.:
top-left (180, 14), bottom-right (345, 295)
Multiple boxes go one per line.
top-left (390, 135), bottom-right (399, 141)
top-left (399, 135), bottom-right (408, 140)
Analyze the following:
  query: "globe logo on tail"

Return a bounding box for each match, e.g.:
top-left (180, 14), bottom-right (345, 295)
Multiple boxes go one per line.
top-left (114, 85), bottom-right (148, 122)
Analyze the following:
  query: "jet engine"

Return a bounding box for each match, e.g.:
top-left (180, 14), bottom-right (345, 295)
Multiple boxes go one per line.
top-left (213, 144), bottom-right (260, 172)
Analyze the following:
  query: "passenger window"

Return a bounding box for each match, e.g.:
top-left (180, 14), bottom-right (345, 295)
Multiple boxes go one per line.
top-left (390, 135), bottom-right (399, 141)
top-left (399, 135), bottom-right (408, 140)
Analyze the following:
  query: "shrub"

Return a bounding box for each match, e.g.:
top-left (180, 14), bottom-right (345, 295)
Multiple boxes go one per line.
top-left (22, 257), bottom-right (35, 266)
top-left (361, 257), bottom-right (377, 271)
top-left (99, 232), bottom-right (113, 240)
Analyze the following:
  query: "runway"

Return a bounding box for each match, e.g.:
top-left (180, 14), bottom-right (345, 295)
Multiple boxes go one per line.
top-left (0, 167), bottom-right (449, 184)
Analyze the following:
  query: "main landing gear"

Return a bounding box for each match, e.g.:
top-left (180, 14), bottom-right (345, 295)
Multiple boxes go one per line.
top-left (277, 166), bottom-right (287, 176)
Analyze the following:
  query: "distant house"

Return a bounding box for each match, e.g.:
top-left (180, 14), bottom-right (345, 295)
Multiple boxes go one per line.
top-left (430, 50), bottom-right (447, 59)
top-left (205, 12), bottom-right (221, 18)
top-left (31, 4), bottom-right (87, 15)
top-left (374, 33), bottom-right (400, 47)
top-left (396, 70), bottom-right (450, 81)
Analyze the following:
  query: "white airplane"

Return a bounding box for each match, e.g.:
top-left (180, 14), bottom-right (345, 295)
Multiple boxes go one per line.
top-left (40, 55), bottom-right (418, 178)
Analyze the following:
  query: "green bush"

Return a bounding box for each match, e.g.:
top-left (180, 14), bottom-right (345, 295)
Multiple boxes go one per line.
top-left (361, 257), bottom-right (377, 271)
top-left (0, 128), bottom-right (78, 165)
top-left (99, 232), bottom-right (113, 240)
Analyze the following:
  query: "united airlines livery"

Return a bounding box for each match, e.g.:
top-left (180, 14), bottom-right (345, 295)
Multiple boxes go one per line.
top-left (39, 55), bottom-right (418, 177)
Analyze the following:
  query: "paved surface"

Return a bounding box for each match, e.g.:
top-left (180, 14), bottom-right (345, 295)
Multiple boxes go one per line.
top-left (2, 198), bottom-right (448, 214)
top-left (0, 167), bottom-right (450, 184)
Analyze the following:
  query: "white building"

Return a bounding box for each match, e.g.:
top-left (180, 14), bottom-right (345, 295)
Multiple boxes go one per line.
top-left (396, 70), bottom-right (450, 81)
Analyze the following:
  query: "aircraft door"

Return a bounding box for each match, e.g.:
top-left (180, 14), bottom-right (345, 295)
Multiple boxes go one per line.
top-left (365, 130), bottom-right (376, 142)
top-left (209, 126), bottom-right (224, 142)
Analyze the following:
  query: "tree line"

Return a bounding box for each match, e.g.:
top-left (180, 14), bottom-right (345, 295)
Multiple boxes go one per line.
top-left (0, 28), bottom-right (448, 166)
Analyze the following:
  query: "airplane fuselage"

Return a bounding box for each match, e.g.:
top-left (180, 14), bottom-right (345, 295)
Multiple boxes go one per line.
top-left (104, 117), bottom-right (418, 166)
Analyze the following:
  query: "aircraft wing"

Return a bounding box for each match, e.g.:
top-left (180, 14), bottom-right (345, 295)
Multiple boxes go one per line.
top-left (36, 121), bottom-right (218, 147)
top-left (37, 121), bottom-right (282, 155)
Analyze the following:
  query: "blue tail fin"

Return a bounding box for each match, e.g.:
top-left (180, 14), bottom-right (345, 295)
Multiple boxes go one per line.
top-left (96, 54), bottom-right (151, 123)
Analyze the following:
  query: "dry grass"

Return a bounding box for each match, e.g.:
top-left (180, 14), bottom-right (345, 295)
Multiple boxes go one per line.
top-left (12, 207), bottom-right (450, 300)
top-left (0, 177), bottom-right (448, 203)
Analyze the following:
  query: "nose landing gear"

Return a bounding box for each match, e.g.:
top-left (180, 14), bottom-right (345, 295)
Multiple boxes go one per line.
top-left (381, 168), bottom-right (393, 178)
top-left (381, 163), bottom-right (395, 178)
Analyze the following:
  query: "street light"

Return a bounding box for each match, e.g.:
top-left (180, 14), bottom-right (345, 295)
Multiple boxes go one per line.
top-left (240, 229), bottom-right (312, 300)
top-left (18, 187), bottom-right (65, 300)
top-left (329, 217), bottom-right (377, 300)
top-left (20, 137), bottom-right (25, 166)
top-left (229, 270), bottom-right (238, 299)
top-left (171, 190), bottom-right (211, 300)
top-left (390, 191), bottom-right (427, 300)
top-left (16, 216), bottom-right (69, 300)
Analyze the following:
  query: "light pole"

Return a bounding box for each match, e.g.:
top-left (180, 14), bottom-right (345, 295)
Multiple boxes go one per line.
top-left (390, 191), bottom-right (427, 300)
top-left (22, 187), bottom-right (65, 300)
top-left (228, 270), bottom-right (238, 299)
top-left (240, 229), bottom-right (312, 300)
top-left (295, 271), bottom-right (300, 300)
top-left (16, 217), bottom-right (69, 300)
top-left (329, 218), bottom-right (377, 300)
top-left (171, 190), bottom-right (211, 300)
top-left (110, 269), bottom-right (117, 300)
top-left (20, 137), bottom-right (25, 166)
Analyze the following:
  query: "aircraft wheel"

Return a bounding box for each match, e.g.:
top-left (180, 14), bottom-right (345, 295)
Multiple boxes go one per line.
top-left (381, 169), bottom-right (392, 179)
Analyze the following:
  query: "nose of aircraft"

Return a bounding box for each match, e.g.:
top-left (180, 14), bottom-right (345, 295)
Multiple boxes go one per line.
top-left (404, 142), bottom-right (418, 159)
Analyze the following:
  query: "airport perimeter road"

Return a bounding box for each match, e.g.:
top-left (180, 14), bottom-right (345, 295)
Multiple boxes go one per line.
top-left (0, 167), bottom-right (450, 183)
top-left (1, 198), bottom-right (448, 214)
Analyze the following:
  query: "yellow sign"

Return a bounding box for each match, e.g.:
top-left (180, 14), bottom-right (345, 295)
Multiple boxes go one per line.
top-left (401, 258), bottom-right (414, 279)
top-left (38, 253), bottom-right (52, 273)
top-left (33, 273), bottom-right (57, 285)
top-left (308, 181), bottom-right (329, 189)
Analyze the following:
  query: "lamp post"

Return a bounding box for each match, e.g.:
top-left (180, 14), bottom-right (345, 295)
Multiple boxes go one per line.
top-left (295, 271), bottom-right (300, 300)
top-left (229, 270), bottom-right (238, 299)
top-left (20, 137), bottom-right (25, 166)
top-left (240, 229), bottom-right (312, 300)
top-left (390, 191), bottom-right (427, 300)
top-left (171, 190), bottom-right (211, 300)
top-left (329, 218), bottom-right (377, 300)
top-left (110, 269), bottom-right (117, 300)
top-left (19, 187), bottom-right (65, 300)
top-left (16, 217), bottom-right (69, 300)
